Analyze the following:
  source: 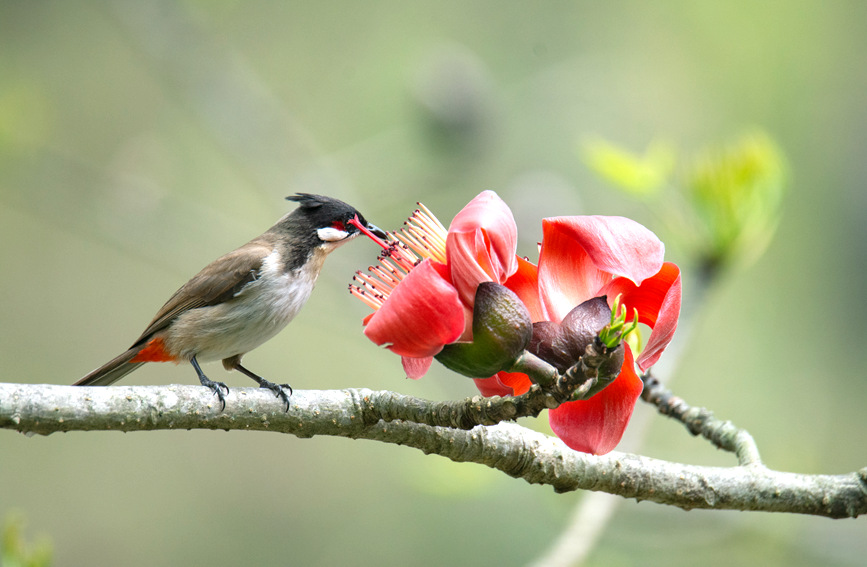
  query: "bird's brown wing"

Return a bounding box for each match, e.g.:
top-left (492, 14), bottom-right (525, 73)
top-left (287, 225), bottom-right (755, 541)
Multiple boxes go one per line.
top-left (131, 241), bottom-right (273, 347)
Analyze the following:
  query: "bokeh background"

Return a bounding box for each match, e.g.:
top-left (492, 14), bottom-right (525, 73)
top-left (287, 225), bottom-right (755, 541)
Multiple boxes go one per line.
top-left (2, 1), bottom-right (865, 565)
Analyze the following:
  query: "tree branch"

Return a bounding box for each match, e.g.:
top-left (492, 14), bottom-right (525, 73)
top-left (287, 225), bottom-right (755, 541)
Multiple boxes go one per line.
top-left (2, 383), bottom-right (865, 519)
top-left (640, 372), bottom-right (763, 466)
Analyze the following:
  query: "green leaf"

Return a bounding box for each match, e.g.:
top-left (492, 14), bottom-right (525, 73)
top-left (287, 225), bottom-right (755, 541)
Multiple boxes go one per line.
top-left (686, 130), bottom-right (787, 269)
top-left (581, 137), bottom-right (675, 197)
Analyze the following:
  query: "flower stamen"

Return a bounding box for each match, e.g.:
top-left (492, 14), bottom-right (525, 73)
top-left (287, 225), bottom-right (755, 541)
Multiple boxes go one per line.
top-left (348, 283), bottom-right (386, 310)
top-left (349, 202), bottom-right (448, 310)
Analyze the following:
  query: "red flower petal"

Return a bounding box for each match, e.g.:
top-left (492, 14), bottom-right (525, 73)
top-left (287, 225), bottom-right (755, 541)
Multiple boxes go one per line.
top-left (548, 346), bottom-right (643, 455)
top-left (363, 260), bottom-right (465, 357)
top-left (402, 356), bottom-right (434, 380)
top-left (447, 191), bottom-right (518, 307)
top-left (538, 216), bottom-right (665, 322)
top-left (473, 369), bottom-right (533, 398)
top-left (496, 370), bottom-right (533, 396)
top-left (601, 262), bottom-right (681, 371)
top-left (473, 375), bottom-right (515, 397)
top-left (504, 255), bottom-right (546, 322)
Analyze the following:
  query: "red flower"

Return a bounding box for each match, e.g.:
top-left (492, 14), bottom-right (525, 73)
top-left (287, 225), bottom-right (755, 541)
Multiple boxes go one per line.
top-left (351, 194), bottom-right (681, 455)
top-left (350, 191), bottom-right (518, 378)
top-left (478, 215), bottom-right (681, 454)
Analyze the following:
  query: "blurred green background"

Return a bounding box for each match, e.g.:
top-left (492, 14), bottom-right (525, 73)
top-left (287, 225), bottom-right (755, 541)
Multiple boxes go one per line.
top-left (2, 1), bottom-right (865, 565)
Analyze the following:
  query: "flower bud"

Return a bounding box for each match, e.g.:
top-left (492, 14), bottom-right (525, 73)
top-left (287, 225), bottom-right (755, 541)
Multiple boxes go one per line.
top-left (527, 321), bottom-right (573, 372)
top-left (559, 296), bottom-right (612, 357)
top-left (435, 283), bottom-right (532, 378)
top-left (527, 296), bottom-right (612, 372)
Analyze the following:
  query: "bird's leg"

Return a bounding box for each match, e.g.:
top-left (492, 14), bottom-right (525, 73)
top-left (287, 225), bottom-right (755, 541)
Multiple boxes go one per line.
top-left (190, 355), bottom-right (229, 410)
top-left (223, 355), bottom-right (292, 411)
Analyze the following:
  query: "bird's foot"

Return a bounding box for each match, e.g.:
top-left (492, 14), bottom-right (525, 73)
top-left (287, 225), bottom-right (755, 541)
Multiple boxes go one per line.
top-left (258, 379), bottom-right (293, 412)
top-left (191, 356), bottom-right (230, 411)
top-left (200, 377), bottom-right (230, 411)
top-left (229, 360), bottom-right (293, 412)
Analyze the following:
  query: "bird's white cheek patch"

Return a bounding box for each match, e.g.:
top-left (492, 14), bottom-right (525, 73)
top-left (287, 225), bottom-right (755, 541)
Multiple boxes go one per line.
top-left (317, 227), bottom-right (350, 242)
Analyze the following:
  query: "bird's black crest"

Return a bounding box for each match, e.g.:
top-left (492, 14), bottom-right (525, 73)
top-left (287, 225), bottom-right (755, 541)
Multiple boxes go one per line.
top-left (285, 193), bottom-right (365, 225)
top-left (286, 193), bottom-right (338, 210)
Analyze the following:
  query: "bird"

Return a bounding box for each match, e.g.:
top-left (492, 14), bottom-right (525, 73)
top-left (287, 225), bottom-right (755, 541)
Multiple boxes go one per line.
top-left (74, 193), bottom-right (387, 410)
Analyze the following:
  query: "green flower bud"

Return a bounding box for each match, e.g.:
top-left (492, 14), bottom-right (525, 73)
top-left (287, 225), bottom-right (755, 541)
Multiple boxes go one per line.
top-left (435, 282), bottom-right (532, 378)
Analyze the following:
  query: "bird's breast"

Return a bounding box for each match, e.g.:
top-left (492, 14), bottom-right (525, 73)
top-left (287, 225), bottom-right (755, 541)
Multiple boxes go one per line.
top-left (164, 249), bottom-right (322, 362)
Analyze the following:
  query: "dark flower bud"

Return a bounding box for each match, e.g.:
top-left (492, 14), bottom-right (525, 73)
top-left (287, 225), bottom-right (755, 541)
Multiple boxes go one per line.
top-left (559, 296), bottom-right (612, 356)
top-left (527, 321), bottom-right (573, 372)
top-left (527, 296), bottom-right (613, 372)
top-left (435, 283), bottom-right (532, 378)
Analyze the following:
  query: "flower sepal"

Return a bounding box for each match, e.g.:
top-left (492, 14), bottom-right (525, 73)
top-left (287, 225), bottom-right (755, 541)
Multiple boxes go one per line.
top-left (435, 283), bottom-right (532, 378)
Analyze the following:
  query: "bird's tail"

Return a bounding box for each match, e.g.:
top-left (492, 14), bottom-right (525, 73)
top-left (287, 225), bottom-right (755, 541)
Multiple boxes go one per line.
top-left (74, 348), bottom-right (146, 386)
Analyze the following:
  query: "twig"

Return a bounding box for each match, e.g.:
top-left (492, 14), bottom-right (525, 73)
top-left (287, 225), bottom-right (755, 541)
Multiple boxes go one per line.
top-left (641, 372), bottom-right (762, 466)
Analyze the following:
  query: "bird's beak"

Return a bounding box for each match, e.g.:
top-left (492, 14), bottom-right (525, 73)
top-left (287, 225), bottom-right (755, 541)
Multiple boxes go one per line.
top-left (349, 215), bottom-right (390, 247)
top-left (366, 223), bottom-right (388, 240)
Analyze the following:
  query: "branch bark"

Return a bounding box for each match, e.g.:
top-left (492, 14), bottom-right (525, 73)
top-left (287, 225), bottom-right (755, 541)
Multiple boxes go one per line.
top-left (2, 383), bottom-right (865, 519)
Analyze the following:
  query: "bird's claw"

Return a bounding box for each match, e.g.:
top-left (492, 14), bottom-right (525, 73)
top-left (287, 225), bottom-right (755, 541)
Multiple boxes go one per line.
top-left (259, 380), bottom-right (293, 412)
top-left (192, 357), bottom-right (230, 411)
top-left (201, 378), bottom-right (229, 411)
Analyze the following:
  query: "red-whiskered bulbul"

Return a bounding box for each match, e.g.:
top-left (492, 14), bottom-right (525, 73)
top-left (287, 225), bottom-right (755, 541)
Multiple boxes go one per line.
top-left (74, 193), bottom-right (386, 409)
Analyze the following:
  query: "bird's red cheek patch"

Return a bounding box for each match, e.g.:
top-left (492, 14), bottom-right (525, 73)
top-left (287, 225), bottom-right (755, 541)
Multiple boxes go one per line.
top-left (332, 220), bottom-right (347, 231)
top-left (130, 337), bottom-right (175, 363)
